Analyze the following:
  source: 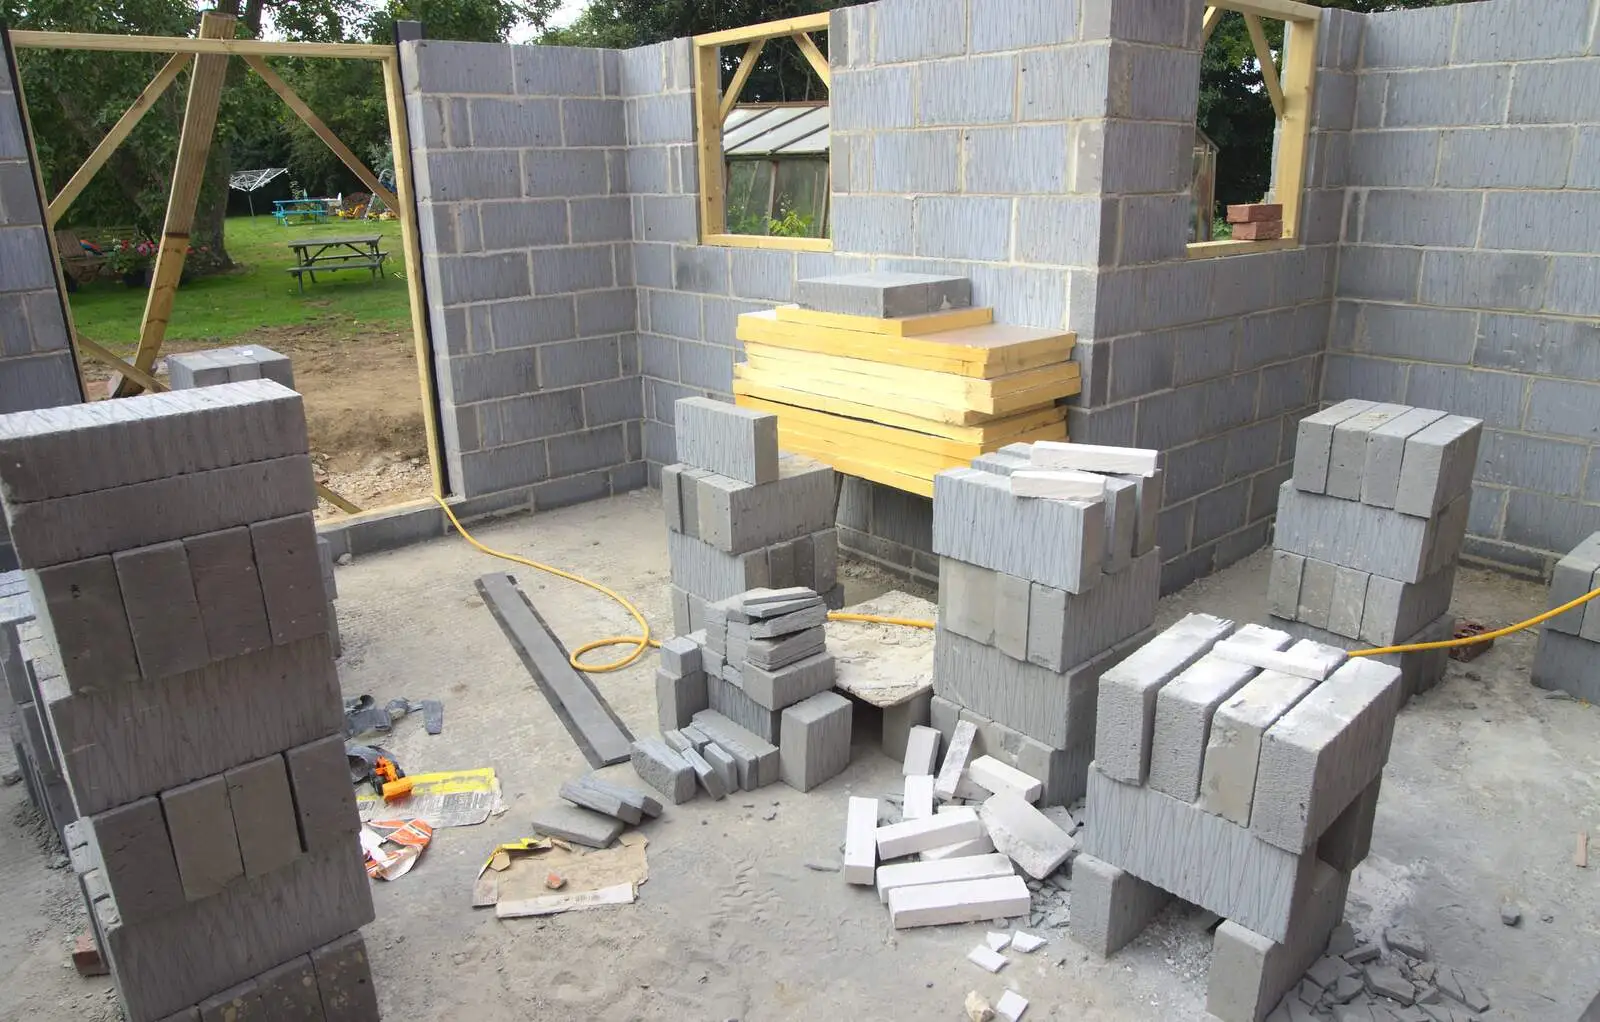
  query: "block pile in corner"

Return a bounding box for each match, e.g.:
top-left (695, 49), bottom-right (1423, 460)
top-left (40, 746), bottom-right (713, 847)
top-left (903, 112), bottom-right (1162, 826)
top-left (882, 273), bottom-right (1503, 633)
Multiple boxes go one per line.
top-left (1535, 531), bottom-right (1600, 700)
top-left (930, 439), bottom-right (1164, 807)
top-left (662, 396), bottom-right (842, 633)
top-left (0, 380), bottom-right (376, 1022)
top-left (1270, 399), bottom-right (1481, 700)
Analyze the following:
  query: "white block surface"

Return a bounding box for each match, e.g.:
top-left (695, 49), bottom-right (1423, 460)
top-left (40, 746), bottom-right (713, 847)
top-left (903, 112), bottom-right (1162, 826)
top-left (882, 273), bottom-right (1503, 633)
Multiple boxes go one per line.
top-left (903, 724), bottom-right (940, 775)
top-left (875, 852), bottom-right (1015, 904)
top-left (996, 990), bottom-right (1029, 1021)
top-left (967, 945), bottom-right (1009, 973)
top-left (968, 756), bottom-right (1043, 803)
top-left (877, 806), bottom-right (982, 859)
top-left (1030, 441), bottom-right (1160, 477)
top-left (1010, 470), bottom-right (1107, 502)
top-left (979, 792), bottom-right (1075, 879)
top-left (844, 796), bottom-right (878, 884)
top-left (934, 719), bottom-right (978, 800)
top-left (904, 774), bottom-right (935, 820)
top-left (1210, 637), bottom-right (1346, 681)
top-left (886, 874), bottom-right (1032, 929)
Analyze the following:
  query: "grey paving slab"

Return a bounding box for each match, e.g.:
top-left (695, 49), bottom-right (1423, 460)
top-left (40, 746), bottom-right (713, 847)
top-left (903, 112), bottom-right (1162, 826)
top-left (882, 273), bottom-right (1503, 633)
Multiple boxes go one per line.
top-left (1252, 657), bottom-right (1403, 854)
top-left (1094, 613), bottom-right (1235, 785)
top-left (795, 271), bottom-right (972, 318)
top-left (745, 625), bottom-right (825, 670)
top-left (560, 777), bottom-right (644, 823)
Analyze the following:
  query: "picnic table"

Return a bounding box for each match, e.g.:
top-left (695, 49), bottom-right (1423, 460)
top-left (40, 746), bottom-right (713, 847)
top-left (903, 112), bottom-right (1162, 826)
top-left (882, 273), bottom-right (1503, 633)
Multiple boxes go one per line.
top-left (285, 234), bottom-right (389, 293)
top-left (273, 198), bottom-right (331, 226)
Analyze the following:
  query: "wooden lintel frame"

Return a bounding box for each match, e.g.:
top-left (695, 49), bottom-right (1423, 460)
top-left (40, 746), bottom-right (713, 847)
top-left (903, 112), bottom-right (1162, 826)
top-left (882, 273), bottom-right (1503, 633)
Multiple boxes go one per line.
top-left (11, 21), bottom-right (450, 503)
top-left (693, 13), bottom-right (832, 250)
top-left (1202, 7), bottom-right (1224, 43)
top-left (1194, 0), bottom-right (1318, 256)
top-left (1243, 13), bottom-right (1287, 118)
top-left (243, 55), bottom-right (399, 211)
top-left (792, 33), bottom-right (830, 88)
top-left (718, 40), bottom-right (765, 124)
top-left (48, 51), bottom-right (192, 225)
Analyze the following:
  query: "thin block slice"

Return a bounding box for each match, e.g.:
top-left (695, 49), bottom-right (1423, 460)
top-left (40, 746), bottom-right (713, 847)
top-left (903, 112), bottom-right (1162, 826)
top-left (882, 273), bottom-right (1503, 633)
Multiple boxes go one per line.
top-left (967, 756), bottom-right (1043, 803)
top-left (1029, 441), bottom-right (1160, 477)
top-left (877, 806), bottom-right (982, 859)
top-left (844, 795), bottom-right (878, 884)
top-left (968, 945), bottom-right (1009, 972)
top-left (904, 774), bottom-right (935, 820)
top-left (979, 791), bottom-right (1075, 880)
top-left (887, 874), bottom-right (1032, 929)
top-left (1010, 470), bottom-right (1107, 502)
top-left (1211, 638), bottom-right (1346, 682)
top-left (1293, 400), bottom-right (1377, 494)
top-left (876, 852), bottom-right (1016, 903)
top-left (559, 778), bottom-right (645, 823)
top-left (996, 990), bottom-right (1029, 1022)
top-left (1197, 670), bottom-right (1320, 827)
top-left (934, 719), bottom-right (979, 800)
top-left (903, 724), bottom-right (941, 775)
top-left (529, 803), bottom-right (625, 848)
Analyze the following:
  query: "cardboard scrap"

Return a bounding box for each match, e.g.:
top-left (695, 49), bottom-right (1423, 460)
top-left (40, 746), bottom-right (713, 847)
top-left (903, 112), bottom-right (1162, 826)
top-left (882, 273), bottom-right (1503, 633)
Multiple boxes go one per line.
top-left (490, 831), bottom-right (650, 918)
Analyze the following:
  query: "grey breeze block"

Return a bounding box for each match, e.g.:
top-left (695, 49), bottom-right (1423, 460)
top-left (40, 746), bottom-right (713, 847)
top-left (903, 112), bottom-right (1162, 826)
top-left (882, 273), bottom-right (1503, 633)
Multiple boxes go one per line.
top-left (693, 456), bottom-right (836, 555)
top-left (707, 672), bottom-right (782, 743)
top-left (794, 271), bottom-right (972, 319)
top-left (1250, 656), bottom-right (1403, 855)
top-left (973, 448), bottom-right (1163, 560)
top-left (1206, 860), bottom-right (1349, 1022)
top-left (1269, 550), bottom-right (1456, 646)
top-left (933, 624), bottom-right (1155, 751)
top-left (1196, 668), bottom-right (1320, 830)
top-left (1293, 400), bottom-right (1377, 495)
top-left (1273, 482), bottom-right (1467, 585)
top-left (630, 737), bottom-right (697, 804)
top-left (0, 379), bottom-right (307, 505)
top-left (1081, 766), bottom-right (1319, 944)
top-left (779, 690), bottom-right (852, 792)
top-left (667, 529), bottom-right (770, 602)
top-left (656, 665), bottom-right (709, 730)
top-left (1094, 613), bottom-right (1236, 786)
top-left (1069, 851), bottom-right (1172, 958)
top-left (693, 709), bottom-right (781, 790)
top-left (930, 693), bottom-right (1094, 808)
top-left (1272, 611), bottom-right (1452, 703)
top-left (1546, 531), bottom-right (1600, 637)
top-left (1146, 642), bottom-right (1288, 805)
top-left (932, 467), bottom-right (1105, 594)
top-left (674, 397), bottom-right (779, 486)
top-left (1533, 627), bottom-right (1600, 703)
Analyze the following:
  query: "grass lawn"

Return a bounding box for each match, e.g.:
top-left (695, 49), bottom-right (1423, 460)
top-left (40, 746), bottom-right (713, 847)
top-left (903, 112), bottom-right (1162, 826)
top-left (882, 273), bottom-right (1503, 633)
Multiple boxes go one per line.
top-left (67, 214), bottom-right (412, 354)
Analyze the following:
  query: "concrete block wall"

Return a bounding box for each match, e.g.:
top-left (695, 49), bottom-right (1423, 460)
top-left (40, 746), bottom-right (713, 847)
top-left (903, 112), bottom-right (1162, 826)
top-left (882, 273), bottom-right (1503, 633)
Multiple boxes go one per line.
top-left (400, 38), bottom-right (646, 507)
top-left (1071, 2), bottom-right (1359, 595)
top-left (1327, 0), bottom-right (1600, 576)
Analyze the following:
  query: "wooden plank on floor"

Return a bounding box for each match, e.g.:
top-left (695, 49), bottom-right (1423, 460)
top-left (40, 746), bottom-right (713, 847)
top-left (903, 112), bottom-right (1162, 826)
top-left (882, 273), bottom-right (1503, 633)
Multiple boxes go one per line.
top-left (736, 309), bottom-right (1074, 379)
top-left (475, 573), bottom-right (633, 768)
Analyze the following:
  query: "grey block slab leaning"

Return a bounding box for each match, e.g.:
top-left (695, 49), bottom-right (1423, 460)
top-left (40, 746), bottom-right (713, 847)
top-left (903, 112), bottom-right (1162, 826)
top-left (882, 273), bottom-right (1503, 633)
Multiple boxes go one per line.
top-left (1094, 613), bottom-right (1235, 785)
top-left (630, 737), bottom-right (697, 804)
top-left (1069, 851), bottom-right (1172, 957)
top-left (795, 271), bottom-right (972, 319)
top-left (674, 397), bottom-right (779, 485)
top-left (1324, 403), bottom-right (1409, 501)
top-left (115, 541), bottom-right (213, 680)
top-left (1361, 407), bottom-right (1447, 509)
top-left (559, 777), bottom-right (644, 823)
top-left (1392, 414), bottom-right (1483, 519)
top-left (1250, 657), bottom-right (1403, 854)
top-left (779, 690), bottom-right (852, 792)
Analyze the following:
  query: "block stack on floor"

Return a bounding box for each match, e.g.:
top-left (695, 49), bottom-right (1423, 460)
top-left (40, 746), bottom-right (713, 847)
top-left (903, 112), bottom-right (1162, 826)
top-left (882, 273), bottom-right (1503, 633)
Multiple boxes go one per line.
top-left (662, 397), bottom-right (841, 634)
top-left (1533, 532), bottom-right (1600, 701)
top-left (928, 441), bottom-right (1164, 806)
top-left (647, 586), bottom-right (851, 798)
top-left (0, 381), bottom-right (377, 1022)
top-left (1269, 400), bottom-right (1482, 699)
top-left (1071, 613), bottom-right (1403, 1022)
top-left (167, 344), bottom-right (294, 390)
top-left (733, 272), bottom-right (1080, 497)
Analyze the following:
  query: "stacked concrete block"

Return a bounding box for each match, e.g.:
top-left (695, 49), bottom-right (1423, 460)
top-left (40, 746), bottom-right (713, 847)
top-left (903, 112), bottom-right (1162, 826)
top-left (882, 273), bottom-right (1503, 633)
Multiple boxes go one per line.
top-left (796, 272), bottom-right (971, 319)
top-left (1533, 532), bottom-right (1600, 702)
top-left (1073, 615), bottom-right (1405, 1022)
top-left (663, 398), bottom-right (840, 631)
top-left (1269, 401), bottom-right (1481, 699)
top-left (4, 582), bottom-right (80, 833)
top-left (0, 380), bottom-right (374, 1022)
top-left (930, 443), bottom-right (1163, 806)
top-left (167, 345), bottom-right (294, 390)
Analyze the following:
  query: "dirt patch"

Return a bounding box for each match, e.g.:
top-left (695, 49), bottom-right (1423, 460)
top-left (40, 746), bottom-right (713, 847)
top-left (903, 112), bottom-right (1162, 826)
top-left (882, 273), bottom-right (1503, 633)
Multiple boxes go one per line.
top-left (80, 324), bottom-right (433, 517)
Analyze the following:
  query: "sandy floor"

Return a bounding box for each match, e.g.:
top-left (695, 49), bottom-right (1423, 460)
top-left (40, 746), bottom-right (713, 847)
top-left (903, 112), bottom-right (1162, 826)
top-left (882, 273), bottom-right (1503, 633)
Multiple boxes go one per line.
top-left (3, 489), bottom-right (1598, 1021)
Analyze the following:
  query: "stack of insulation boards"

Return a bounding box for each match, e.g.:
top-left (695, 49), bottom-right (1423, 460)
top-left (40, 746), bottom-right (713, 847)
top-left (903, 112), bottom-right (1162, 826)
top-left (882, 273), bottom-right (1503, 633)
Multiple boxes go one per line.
top-left (733, 272), bottom-right (1079, 497)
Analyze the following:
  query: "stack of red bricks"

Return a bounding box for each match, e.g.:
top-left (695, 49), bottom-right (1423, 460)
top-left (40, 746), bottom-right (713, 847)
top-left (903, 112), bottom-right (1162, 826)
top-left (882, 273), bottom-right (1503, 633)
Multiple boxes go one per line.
top-left (0, 380), bottom-right (379, 1022)
top-left (1226, 202), bottom-right (1284, 241)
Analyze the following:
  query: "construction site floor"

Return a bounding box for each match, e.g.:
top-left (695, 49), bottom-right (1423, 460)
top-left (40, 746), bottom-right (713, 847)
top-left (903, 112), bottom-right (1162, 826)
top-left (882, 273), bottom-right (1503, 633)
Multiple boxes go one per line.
top-left (2, 488), bottom-right (1595, 1020)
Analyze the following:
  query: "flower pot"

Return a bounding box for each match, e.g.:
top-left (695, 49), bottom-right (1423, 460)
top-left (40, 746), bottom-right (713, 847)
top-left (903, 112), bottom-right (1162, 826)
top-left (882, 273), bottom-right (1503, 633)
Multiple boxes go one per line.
top-left (121, 269), bottom-right (149, 288)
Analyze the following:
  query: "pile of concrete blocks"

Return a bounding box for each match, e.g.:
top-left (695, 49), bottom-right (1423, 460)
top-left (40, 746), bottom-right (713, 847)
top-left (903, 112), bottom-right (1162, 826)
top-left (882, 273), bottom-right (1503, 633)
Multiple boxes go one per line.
top-left (661, 397), bottom-right (841, 634)
top-left (1071, 613), bottom-right (1404, 1022)
top-left (1269, 400), bottom-right (1482, 700)
top-left (929, 441), bottom-right (1164, 806)
top-left (0, 380), bottom-right (377, 1022)
top-left (839, 722), bottom-right (1077, 932)
top-left (166, 344), bottom-right (294, 390)
top-left (650, 586), bottom-right (851, 795)
top-left (1, 574), bottom-right (64, 830)
top-left (1533, 532), bottom-right (1600, 701)
top-left (528, 773), bottom-right (667, 850)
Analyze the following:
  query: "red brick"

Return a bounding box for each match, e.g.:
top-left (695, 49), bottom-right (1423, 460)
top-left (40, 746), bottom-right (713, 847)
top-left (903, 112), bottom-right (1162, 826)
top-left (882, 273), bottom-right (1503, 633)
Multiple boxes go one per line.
top-left (1232, 219), bottom-right (1284, 241)
top-left (74, 930), bottom-right (108, 977)
top-left (1226, 203), bottom-right (1284, 224)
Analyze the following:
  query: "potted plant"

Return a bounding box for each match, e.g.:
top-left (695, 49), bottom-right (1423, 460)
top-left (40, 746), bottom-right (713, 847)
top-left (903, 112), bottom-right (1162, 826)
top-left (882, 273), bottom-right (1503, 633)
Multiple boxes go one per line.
top-left (104, 238), bottom-right (156, 287)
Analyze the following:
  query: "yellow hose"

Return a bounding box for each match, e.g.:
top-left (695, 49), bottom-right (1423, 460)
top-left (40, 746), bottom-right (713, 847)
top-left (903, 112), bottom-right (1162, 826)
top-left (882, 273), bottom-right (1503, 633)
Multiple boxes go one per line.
top-left (1349, 584), bottom-right (1600, 656)
top-left (434, 496), bottom-right (936, 674)
top-left (433, 495), bottom-right (1591, 667)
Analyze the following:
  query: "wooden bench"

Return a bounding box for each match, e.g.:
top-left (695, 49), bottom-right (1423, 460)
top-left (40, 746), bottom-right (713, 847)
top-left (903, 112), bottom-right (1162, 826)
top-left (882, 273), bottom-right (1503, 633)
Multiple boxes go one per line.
top-left (55, 226), bottom-right (147, 286)
top-left (284, 251), bottom-right (389, 292)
